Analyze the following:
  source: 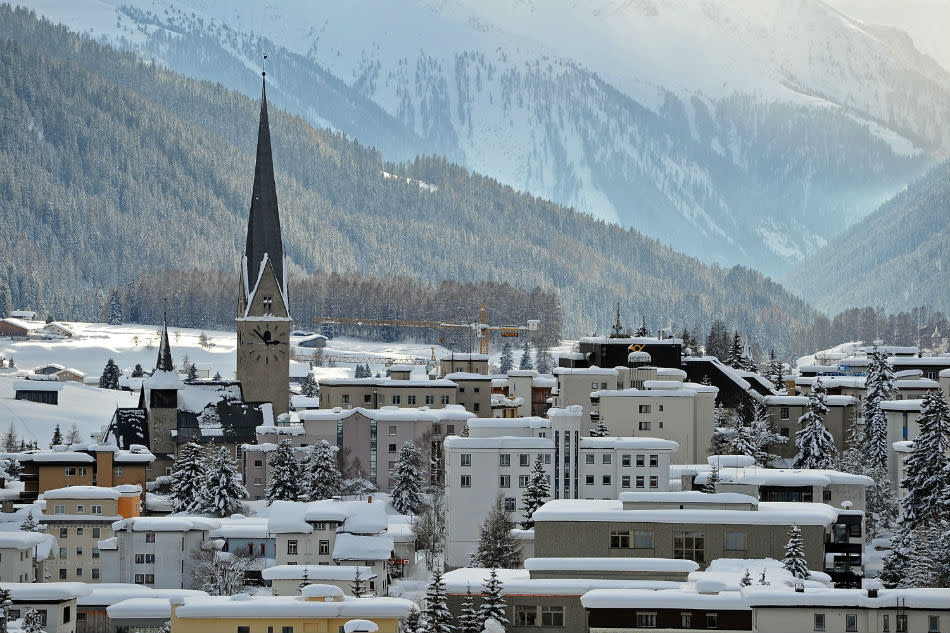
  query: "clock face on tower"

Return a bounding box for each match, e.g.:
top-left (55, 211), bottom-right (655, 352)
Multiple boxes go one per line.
top-left (243, 321), bottom-right (288, 365)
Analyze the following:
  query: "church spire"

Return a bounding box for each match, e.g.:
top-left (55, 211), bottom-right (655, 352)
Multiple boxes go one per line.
top-left (156, 311), bottom-right (174, 372)
top-left (243, 69), bottom-right (285, 304)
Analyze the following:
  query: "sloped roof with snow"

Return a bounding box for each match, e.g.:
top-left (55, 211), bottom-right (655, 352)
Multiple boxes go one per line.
top-left (261, 565), bottom-right (375, 581)
top-left (332, 532), bottom-right (394, 560)
top-left (739, 586), bottom-right (950, 609)
top-left (267, 500), bottom-right (388, 535)
top-left (172, 594), bottom-right (415, 619)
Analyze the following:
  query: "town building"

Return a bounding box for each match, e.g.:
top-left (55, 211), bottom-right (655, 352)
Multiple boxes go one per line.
top-left (316, 376), bottom-right (458, 412)
top-left (0, 532), bottom-right (56, 583)
top-left (439, 352), bottom-right (489, 376)
top-left (13, 375), bottom-right (64, 405)
top-left (18, 447), bottom-right (153, 504)
top-left (0, 582), bottom-right (91, 633)
top-left (444, 372), bottom-right (493, 417)
top-left (261, 564), bottom-right (376, 596)
top-left (761, 394), bottom-right (859, 461)
top-left (77, 584), bottom-right (207, 633)
top-left (43, 487), bottom-right (129, 583)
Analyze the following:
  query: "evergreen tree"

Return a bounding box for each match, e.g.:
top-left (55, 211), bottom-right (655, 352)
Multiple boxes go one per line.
top-left (590, 418), bottom-right (609, 438)
top-left (727, 413), bottom-right (757, 458)
top-left (739, 569), bottom-right (753, 587)
top-left (98, 358), bottom-right (120, 389)
top-left (131, 363), bottom-right (144, 377)
top-left (898, 525), bottom-right (943, 588)
top-left (419, 569), bottom-right (454, 633)
top-left (863, 348), bottom-right (895, 469)
top-left (170, 443), bottom-right (207, 512)
top-left (471, 496), bottom-right (521, 569)
top-left (518, 340), bottom-right (533, 370)
top-left (0, 587), bottom-right (11, 633)
top-left (900, 390), bottom-right (950, 529)
top-left (534, 342), bottom-right (553, 374)
top-left (49, 424), bottom-right (63, 448)
top-left (306, 440), bottom-right (343, 500)
top-left (749, 400), bottom-right (787, 466)
top-left (300, 373), bottom-right (319, 398)
top-left (400, 607), bottom-right (422, 633)
top-left (879, 529), bottom-right (911, 589)
top-left (498, 343), bottom-right (514, 374)
top-left (702, 464), bottom-right (720, 494)
top-left (709, 404), bottom-right (731, 455)
top-left (767, 350), bottom-right (785, 391)
top-left (457, 586), bottom-right (480, 633)
top-left (757, 570), bottom-right (769, 586)
top-left (634, 316), bottom-right (649, 338)
top-left (609, 303), bottom-right (624, 337)
top-left (782, 524), bottom-right (810, 580)
top-left (351, 567), bottom-right (367, 598)
top-left (19, 510), bottom-right (40, 532)
top-left (212, 370), bottom-right (223, 380)
top-left (21, 608), bottom-right (43, 633)
top-left (107, 287), bottom-right (123, 325)
top-left (265, 440), bottom-right (304, 504)
top-left (520, 455), bottom-right (550, 529)
top-left (187, 363), bottom-right (198, 381)
top-left (390, 441), bottom-right (425, 515)
top-left (2, 422), bottom-right (17, 453)
top-left (793, 378), bottom-right (837, 469)
top-left (726, 330), bottom-right (744, 369)
top-left (477, 569), bottom-right (508, 629)
top-left (195, 447), bottom-right (248, 517)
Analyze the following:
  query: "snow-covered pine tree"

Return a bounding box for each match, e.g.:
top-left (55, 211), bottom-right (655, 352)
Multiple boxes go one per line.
top-left (749, 400), bottom-right (787, 466)
top-left (170, 442), bottom-right (206, 512)
top-left (634, 316), bottom-right (649, 338)
top-left (187, 363), bottom-right (198, 381)
top-left (534, 343), bottom-right (553, 374)
top-left (899, 390), bottom-right (950, 529)
top-left (195, 446), bottom-right (248, 517)
top-left (419, 569), bottom-right (454, 633)
top-left (49, 424), bottom-right (63, 448)
top-left (107, 287), bottom-right (123, 325)
top-left (863, 348), bottom-right (895, 470)
top-left (590, 418), bottom-right (609, 438)
top-left (879, 529), bottom-right (911, 588)
top-left (709, 404), bottom-right (731, 456)
top-left (0, 587), bottom-right (12, 633)
top-left (793, 378), bottom-right (837, 469)
top-left (98, 358), bottom-right (120, 389)
top-left (390, 441), bottom-right (425, 515)
top-left (609, 303), bottom-right (624, 337)
top-left (2, 422), bottom-right (17, 453)
top-left (767, 350), bottom-right (784, 392)
top-left (726, 330), bottom-right (744, 369)
top-left (351, 567), bottom-right (367, 598)
top-left (739, 569), bottom-right (752, 587)
top-left (131, 363), bottom-right (144, 377)
top-left (212, 371), bottom-right (223, 381)
top-left (300, 373), bottom-right (319, 398)
top-left (782, 524), bottom-right (810, 580)
top-left (518, 340), bottom-right (533, 370)
top-left (520, 455), bottom-right (550, 530)
top-left (727, 412), bottom-right (756, 458)
top-left (19, 510), bottom-right (40, 532)
top-left (477, 568), bottom-right (508, 629)
top-left (498, 343), bottom-right (514, 374)
top-left (757, 570), bottom-right (769, 586)
top-left (265, 440), bottom-right (304, 504)
top-left (471, 496), bottom-right (521, 569)
top-left (306, 440), bottom-right (343, 501)
top-left (898, 525), bottom-right (942, 588)
top-left (21, 608), bottom-right (43, 633)
top-left (702, 464), bottom-right (720, 494)
top-left (457, 585), bottom-right (480, 633)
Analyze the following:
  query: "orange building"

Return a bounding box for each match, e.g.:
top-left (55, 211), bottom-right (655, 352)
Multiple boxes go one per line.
top-left (18, 445), bottom-right (154, 503)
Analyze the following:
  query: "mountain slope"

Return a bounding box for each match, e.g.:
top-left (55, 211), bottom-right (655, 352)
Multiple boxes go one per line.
top-left (0, 5), bottom-right (817, 354)
top-left (783, 160), bottom-right (950, 314)
top-left (26, 0), bottom-right (947, 276)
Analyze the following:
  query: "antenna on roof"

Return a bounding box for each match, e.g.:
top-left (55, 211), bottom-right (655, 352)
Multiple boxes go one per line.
top-left (262, 51), bottom-right (268, 77)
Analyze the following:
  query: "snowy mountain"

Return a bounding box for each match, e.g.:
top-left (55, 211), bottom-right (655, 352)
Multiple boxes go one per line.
top-left (25, 0), bottom-right (948, 275)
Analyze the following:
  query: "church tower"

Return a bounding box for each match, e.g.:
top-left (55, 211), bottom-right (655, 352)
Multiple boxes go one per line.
top-left (236, 71), bottom-right (291, 416)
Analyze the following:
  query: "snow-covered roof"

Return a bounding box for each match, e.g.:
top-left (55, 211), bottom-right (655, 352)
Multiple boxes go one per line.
top-left (209, 518), bottom-right (270, 539)
top-left (619, 491), bottom-right (758, 505)
top-left (172, 594), bottom-right (416, 619)
top-left (0, 532), bottom-right (50, 549)
top-left (679, 464), bottom-right (873, 488)
top-left (890, 356), bottom-right (950, 366)
top-left (582, 587), bottom-right (750, 610)
top-left (579, 336), bottom-right (681, 345)
top-left (707, 455), bottom-right (757, 468)
top-left (256, 424), bottom-right (307, 436)
top-left (43, 486), bottom-right (120, 500)
top-left (443, 568), bottom-right (682, 595)
top-left (440, 353), bottom-right (488, 361)
top-left (523, 557), bottom-right (698, 573)
top-left (763, 394), bottom-right (858, 406)
top-left (107, 598), bottom-right (174, 620)
top-left (443, 436), bottom-right (553, 450)
top-left (112, 517), bottom-right (220, 532)
top-left (12, 379), bottom-right (64, 392)
top-left (892, 441), bottom-right (915, 453)
top-left (84, 585), bottom-right (207, 607)
top-left (591, 387), bottom-right (698, 398)
top-left (546, 405), bottom-right (583, 418)
top-left (262, 565), bottom-right (376, 581)
top-left (0, 318), bottom-right (43, 331)
top-left (656, 368), bottom-right (688, 378)
top-left (532, 500), bottom-right (841, 526)
top-left (553, 366), bottom-right (618, 376)
top-left (267, 500), bottom-right (388, 535)
top-left (318, 378), bottom-right (457, 388)
top-left (940, 368), bottom-right (950, 378)
top-left (580, 437), bottom-right (679, 451)
top-left (880, 399), bottom-right (924, 412)
top-left (301, 584), bottom-right (346, 600)
top-left (466, 417), bottom-right (550, 429)
top-left (691, 557), bottom-right (831, 591)
top-left (0, 582), bottom-right (92, 601)
top-left (444, 372), bottom-right (492, 381)
top-left (332, 533), bottom-right (394, 561)
top-left (299, 405), bottom-right (473, 423)
top-left (739, 586), bottom-right (950, 609)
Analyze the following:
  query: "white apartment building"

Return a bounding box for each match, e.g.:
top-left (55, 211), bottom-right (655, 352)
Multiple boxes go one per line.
top-left (102, 517), bottom-right (217, 588)
top-left (0, 582), bottom-right (91, 633)
top-left (43, 487), bottom-right (123, 583)
top-left (551, 367), bottom-right (618, 429)
top-left (0, 532), bottom-right (55, 583)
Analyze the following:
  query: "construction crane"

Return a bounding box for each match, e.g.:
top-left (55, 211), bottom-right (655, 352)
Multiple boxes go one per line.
top-left (314, 304), bottom-right (539, 355)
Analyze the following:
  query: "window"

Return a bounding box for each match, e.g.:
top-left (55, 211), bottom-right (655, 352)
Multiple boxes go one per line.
top-left (504, 497), bottom-right (516, 512)
top-left (780, 427), bottom-right (790, 437)
top-left (592, 381), bottom-right (600, 389)
top-left (76, 505), bottom-right (84, 513)
top-left (846, 614), bottom-right (857, 632)
top-left (814, 614), bottom-right (826, 631)
top-left (362, 394), bottom-right (372, 403)
top-left (636, 475), bottom-right (645, 488)
top-left (341, 394), bottom-right (350, 404)
top-left (75, 567), bottom-right (82, 577)
top-left (92, 528), bottom-right (101, 539)
top-left (425, 395), bottom-right (435, 405)
top-left (674, 531), bottom-right (705, 563)
top-left (282, 626), bottom-right (294, 633)
top-left (621, 454), bottom-right (631, 467)
top-left (636, 454), bottom-right (645, 467)
top-left (519, 475), bottom-right (529, 488)
top-left (388, 425), bottom-right (397, 436)
top-left (59, 528), bottom-right (68, 539)
top-left (65, 467), bottom-right (76, 476)
top-left (447, 425), bottom-right (455, 434)
top-left (135, 554), bottom-right (145, 564)
top-left (823, 490), bottom-right (832, 502)
top-left (649, 476), bottom-right (658, 488)
top-left (659, 404), bottom-right (664, 412)
top-left (681, 614), bottom-right (692, 628)
top-left (407, 395), bottom-right (417, 405)
top-left (634, 530), bottom-right (654, 548)
top-left (145, 553), bottom-right (155, 563)
top-left (636, 613), bottom-right (656, 628)
top-left (649, 454), bottom-right (658, 467)
top-left (461, 454), bottom-right (471, 467)
top-left (59, 548), bottom-right (68, 559)
top-left (585, 474), bottom-right (595, 486)
top-left (609, 530), bottom-right (631, 548)
top-left (583, 453), bottom-right (594, 465)
top-left (541, 606), bottom-right (564, 627)
top-left (499, 454), bottom-right (511, 467)
top-left (724, 532), bottom-right (746, 551)
top-left (621, 475), bottom-right (631, 488)
top-left (92, 547), bottom-right (100, 559)
top-left (387, 443), bottom-right (397, 453)
top-left (59, 569), bottom-right (67, 579)
top-left (603, 453), bottom-right (611, 464)
top-left (287, 540), bottom-right (298, 555)
top-left (706, 613), bottom-right (718, 629)
top-left (517, 453), bottom-right (530, 467)
top-left (239, 627), bottom-right (251, 633)
top-left (114, 467), bottom-right (123, 476)
top-left (76, 527), bottom-right (83, 536)
top-left (441, 395), bottom-right (451, 405)
top-left (780, 407), bottom-right (790, 420)
top-left (460, 475), bottom-right (471, 488)
top-left (499, 475), bottom-right (510, 488)
top-left (145, 532), bottom-right (155, 543)
top-left (91, 505), bottom-right (103, 515)
top-left (515, 606), bottom-right (537, 626)
top-left (319, 540), bottom-right (330, 555)
top-left (254, 460), bottom-right (263, 467)
top-left (543, 453), bottom-right (551, 464)
top-left (638, 421), bottom-right (651, 430)
top-left (458, 387), bottom-right (465, 393)
top-left (638, 404), bottom-right (651, 413)
top-left (897, 614), bottom-right (908, 632)
top-left (883, 614), bottom-right (889, 632)
top-left (928, 615), bottom-right (940, 633)
top-left (602, 475), bottom-right (611, 485)
top-left (63, 606), bottom-right (70, 624)
top-left (391, 394), bottom-right (401, 405)
top-left (54, 505), bottom-right (65, 515)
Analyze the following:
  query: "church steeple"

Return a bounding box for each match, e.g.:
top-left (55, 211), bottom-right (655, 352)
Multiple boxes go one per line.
top-left (156, 311), bottom-right (174, 372)
top-left (242, 71), bottom-right (285, 310)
